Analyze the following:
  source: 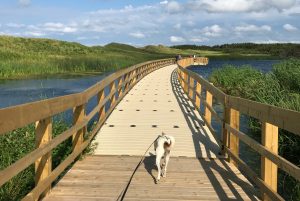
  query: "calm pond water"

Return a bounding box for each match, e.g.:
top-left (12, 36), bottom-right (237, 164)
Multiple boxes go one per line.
top-left (0, 60), bottom-right (280, 109)
top-left (0, 73), bottom-right (111, 109)
top-left (189, 59), bottom-right (280, 78)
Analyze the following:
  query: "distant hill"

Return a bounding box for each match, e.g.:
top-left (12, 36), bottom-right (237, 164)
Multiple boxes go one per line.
top-left (0, 35), bottom-right (283, 79)
top-left (0, 36), bottom-right (174, 79)
top-left (171, 43), bottom-right (300, 58)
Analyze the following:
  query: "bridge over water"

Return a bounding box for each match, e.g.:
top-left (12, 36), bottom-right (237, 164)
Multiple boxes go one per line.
top-left (0, 58), bottom-right (299, 201)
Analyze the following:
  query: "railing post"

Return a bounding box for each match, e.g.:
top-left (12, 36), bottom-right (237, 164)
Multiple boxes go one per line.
top-left (183, 73), bottom-right (188, 93)
top-left (195, 82), bottom-right (202, 110)
top-left (73, 104), bottom-right (86, 151)
top-left (109, 81), bottom-right (116, 106)
top-left (118, 76), bottom-right (124, 98)
top-left (35, 117), bottom-right (52, 199)
top-left (261, 122), bottom-right (278, 201)
top-left (222, 97), bottom-right (229, 156)
top-left (228, 108), bottom-right (239, 166)
top-left (188, 77), bottom-right (194, 100)
top-left (97, 89), bottom-right (105, 121)
top-left (204, 90), bottom-right (213, 125)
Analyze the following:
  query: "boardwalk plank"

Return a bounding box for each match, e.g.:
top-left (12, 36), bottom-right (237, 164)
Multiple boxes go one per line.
top-left (43, 65), bottom-right (260, 201)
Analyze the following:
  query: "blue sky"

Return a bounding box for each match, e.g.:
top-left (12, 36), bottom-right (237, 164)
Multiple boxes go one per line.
top-left (0, 0), bottom-right (300, 46)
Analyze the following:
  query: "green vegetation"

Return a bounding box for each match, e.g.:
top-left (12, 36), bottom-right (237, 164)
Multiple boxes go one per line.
top-left (209, 59), bottom-right (300, 201)
top-left (0, 36), bottom-right (286, 79)
top-left (0, 36), bottom-right (170, 79)
top-left (172, 43), bottom-right (300, 59)
top-left (0, 117), bottom-right (98, 201)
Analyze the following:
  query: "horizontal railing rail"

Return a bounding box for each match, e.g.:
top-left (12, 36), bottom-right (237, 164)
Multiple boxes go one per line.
top-left (0, 58), bottom-right (175, 201)
top-left (177, 57), bottom-right (300, 201)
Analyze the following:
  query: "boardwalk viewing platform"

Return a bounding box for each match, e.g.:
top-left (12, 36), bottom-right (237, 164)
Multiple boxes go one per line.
top-left (0, 57), bottom-right (299, 201)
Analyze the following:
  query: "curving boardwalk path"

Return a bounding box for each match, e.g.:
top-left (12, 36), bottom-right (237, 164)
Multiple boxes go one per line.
top-left (44, 64), bottom-right (260, 201)
top-left (94, 64), bottom-right (220, 158)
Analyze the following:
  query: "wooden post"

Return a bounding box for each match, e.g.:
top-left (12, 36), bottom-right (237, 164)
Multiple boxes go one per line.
top-left (222, 99), bottom-right (229, 156)
top-left (261, 122), bottom-right (278, 201)
top-left (109, 81), bottom-right (116, 106)
top-left (118, 76), bottom-right (124, 98)
top-left (205, 90), bottom-right (213, 125)
top-left (124, 72), bottom-right (130, 91)
top-left (183, 73), bottom-right (188, 93)
top-left (73, 104), bottom-right (85, 151)
top-left (228, 108), bottom-right (239, 166)
top-left (132, 69), bottom-right (137, 84)
top-left (188, 77), bottom-right (194, 100)
top-left (195, 82), bottom-right (202, 110)
top-left (35, 117), bottom-right (52, 199)
top-left (97, 89), bottom-right (105, 121)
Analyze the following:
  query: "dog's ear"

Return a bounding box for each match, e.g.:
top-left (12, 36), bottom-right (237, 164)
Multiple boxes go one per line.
top-left (162, 131), bottom-right (165, 136)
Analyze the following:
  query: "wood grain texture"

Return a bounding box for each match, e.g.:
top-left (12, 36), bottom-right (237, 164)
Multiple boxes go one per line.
top-left (261, 122), bottom-right (278, 201)
top-left (44, 155), bottom-right (260, 201)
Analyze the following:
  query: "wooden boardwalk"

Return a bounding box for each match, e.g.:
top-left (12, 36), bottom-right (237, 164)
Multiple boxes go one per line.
top-left (94, 64), bottom-right (220, 158)
top-left (45, 156), bottom-right (260, 201)
top-left (43, 64), bottom-right (260, 201)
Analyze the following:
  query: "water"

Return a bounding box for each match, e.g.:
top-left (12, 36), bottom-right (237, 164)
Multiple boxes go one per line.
top-left (189, 59), bottom-right (280, 79)
top-left (0, 74), bottom-right (111, 109)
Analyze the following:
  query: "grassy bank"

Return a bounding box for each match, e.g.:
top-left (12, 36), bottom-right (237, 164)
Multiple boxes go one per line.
top-left (0, 36), bottom-right (277, 79)
top-left (209, 59), bottom-right (300, 200)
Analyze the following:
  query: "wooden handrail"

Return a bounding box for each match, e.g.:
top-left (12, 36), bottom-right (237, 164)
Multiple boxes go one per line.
top-left (0, 58), bottom-right (175, 201)
top-left (177, 57), bottom-right (300, 201)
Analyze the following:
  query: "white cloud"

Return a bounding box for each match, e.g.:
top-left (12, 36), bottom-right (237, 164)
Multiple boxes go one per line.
top-left (170, 36), bottom-right (185, 43)
top-left (189, 0), bottom-right (297, 13)
top-left (235, 24), bottom-right (272, 32)
top-left (189, 37), bottom-right (209, 42)
top-left (43, 22), bottom-right (77, 33)
top-left (160, 1), bottom-right (168, 5)
top-left (253, 39), bottom-right (300, 44)
top-left (201, 24), bottom-right (223, 37)
top-left (24, 31), bottom-right (45, 37)
top-left (129, 32), bottom-right (146, 38)
top-left (18, 0), bottom-right (31, 7)
top-left (283, 23), bottom-right (298, 31)
top-left (6, 23), bottom-right (26, 28)
top-left (166, 1), bottom-right (182, 13)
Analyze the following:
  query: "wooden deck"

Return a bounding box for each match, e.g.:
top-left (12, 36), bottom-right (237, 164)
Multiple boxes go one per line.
top-left (94, 64), bottom-right (220, 158)
top-left (44, 156), bottom-right (260, 201)
top-left (43, 64), bottom-right (261, 201)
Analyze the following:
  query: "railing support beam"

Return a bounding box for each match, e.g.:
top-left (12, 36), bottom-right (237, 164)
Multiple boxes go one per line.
top-left (205, 90), bottom-right (213, 125)
top-left (72, 104), bottom-right (86, 152)
top-left (35, 117), bottom-right (52, 199)
top-left (261, 122), bottom-right (278, 201)
top-left (228, 108), bottom-right (239, 166)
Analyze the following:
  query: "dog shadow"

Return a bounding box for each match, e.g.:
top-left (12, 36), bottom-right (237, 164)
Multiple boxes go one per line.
top-left (142, 154), bottom-right (157, 184)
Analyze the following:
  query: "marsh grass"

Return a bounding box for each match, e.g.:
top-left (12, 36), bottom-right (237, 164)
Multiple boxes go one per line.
top-left (209, 59), bottom-right (300, 200)
top-left (0, 116), bottom-right (98, 201)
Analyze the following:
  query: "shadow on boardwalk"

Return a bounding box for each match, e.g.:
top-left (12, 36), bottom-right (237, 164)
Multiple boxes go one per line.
top-left (169, 69), bottom-right (260, 201)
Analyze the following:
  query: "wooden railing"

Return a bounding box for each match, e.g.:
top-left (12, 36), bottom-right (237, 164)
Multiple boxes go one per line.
top-left (0, 58), bottom-right (175, 201)
top-left (177, 58), bottom-right (300, 201)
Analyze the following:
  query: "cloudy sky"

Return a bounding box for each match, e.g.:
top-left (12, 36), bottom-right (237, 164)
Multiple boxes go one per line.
top-left (0, 0), bottom-right (300, 46)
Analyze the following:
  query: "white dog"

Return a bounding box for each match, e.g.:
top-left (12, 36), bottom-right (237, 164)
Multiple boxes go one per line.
top-left (154, 132), bottom-right (175, 183)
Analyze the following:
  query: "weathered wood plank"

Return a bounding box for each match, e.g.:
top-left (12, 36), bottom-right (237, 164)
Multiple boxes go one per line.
top-left (44, 156), bottom-right (260, 201)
